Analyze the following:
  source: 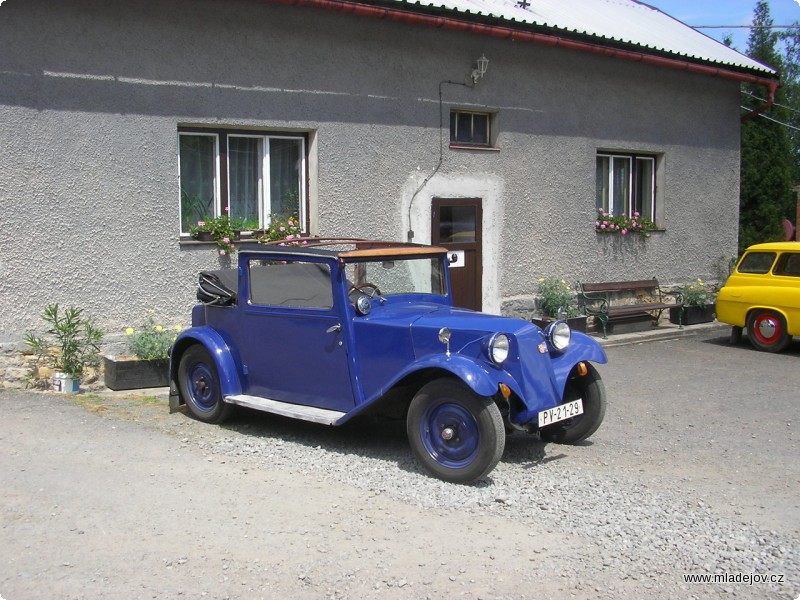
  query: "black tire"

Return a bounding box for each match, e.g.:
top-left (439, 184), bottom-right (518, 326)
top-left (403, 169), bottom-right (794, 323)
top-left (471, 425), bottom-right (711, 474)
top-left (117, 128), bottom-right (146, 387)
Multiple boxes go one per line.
top-left (746, 310), bottom-right (790, 353)
top-left (407, 379), bottom-right (505, 484)
top-left (178, 345), bottom-right (233, 424)
top-left (730, 326), bottom-right (743, 345)
top-left (539, 364), bottom-right (606, 444)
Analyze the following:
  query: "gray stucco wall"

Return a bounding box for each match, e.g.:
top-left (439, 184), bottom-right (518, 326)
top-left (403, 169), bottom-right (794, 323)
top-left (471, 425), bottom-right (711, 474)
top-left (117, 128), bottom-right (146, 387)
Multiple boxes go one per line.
top-left (0, 0), bottom-right (740, 345)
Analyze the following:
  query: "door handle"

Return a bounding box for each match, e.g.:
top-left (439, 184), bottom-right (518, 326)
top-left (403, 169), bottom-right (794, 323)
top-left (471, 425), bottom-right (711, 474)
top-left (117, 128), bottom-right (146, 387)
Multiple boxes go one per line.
top-left (326, 324), bottom-right (342, 334)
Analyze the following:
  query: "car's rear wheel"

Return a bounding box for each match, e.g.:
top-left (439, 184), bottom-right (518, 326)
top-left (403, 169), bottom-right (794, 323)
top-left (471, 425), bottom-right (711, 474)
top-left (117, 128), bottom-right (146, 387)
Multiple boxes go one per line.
top-left (747, 310), bottom-right (790, 353)
top-left (407, 379), bottom-right (505, 484)
top-left (539, 364), bottom-right (606, 444)
top-left (178, 345), bottom-right (233, 423)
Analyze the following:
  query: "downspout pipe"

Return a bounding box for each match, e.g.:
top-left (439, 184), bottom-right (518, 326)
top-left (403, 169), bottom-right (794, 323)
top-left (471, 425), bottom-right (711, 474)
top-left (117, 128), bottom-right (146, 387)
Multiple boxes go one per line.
top-left (263, 0), bottom-right (779, 119)
top-left (741, 79), bottom-right (778, 122)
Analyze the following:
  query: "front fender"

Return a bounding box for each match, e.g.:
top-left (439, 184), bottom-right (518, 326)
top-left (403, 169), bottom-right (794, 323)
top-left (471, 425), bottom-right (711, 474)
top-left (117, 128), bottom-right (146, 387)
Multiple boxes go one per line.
top-left (549, 331), bottom-right (608, 397)
top-left (170, 327), bottom-right (243, 403)
top-left (396, 353), bottom-right (507, 399)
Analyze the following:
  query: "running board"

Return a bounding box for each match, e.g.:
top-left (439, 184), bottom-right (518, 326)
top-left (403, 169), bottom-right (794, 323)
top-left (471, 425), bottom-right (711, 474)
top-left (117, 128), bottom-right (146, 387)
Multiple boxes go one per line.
top-left (225, 394), bottom-right (346, 426)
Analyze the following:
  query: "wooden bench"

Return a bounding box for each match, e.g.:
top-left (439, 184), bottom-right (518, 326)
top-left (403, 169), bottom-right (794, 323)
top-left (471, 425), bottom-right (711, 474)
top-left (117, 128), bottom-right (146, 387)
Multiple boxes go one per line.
top-left (577, 279), bottom-right (675, 338)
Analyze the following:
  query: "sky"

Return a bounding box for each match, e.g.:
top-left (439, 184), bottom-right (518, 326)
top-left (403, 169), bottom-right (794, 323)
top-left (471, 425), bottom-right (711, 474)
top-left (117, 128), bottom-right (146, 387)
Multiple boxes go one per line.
top-left (644, 0), bottom-right (800, 51)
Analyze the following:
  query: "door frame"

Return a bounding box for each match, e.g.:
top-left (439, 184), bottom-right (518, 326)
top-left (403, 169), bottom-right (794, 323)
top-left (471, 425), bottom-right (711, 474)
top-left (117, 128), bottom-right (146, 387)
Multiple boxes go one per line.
top-left (431, 197), bottom-right (483, 311)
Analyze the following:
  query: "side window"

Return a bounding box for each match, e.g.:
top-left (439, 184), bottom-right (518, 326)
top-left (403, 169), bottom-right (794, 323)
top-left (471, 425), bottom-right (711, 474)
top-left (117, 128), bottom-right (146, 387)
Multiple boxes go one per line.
top-left (775, 253), bottom-right (800, 276)
top-left (737, 252), bottom-right (777, 274)
top-left (248, 261), bottom-right (332, 309)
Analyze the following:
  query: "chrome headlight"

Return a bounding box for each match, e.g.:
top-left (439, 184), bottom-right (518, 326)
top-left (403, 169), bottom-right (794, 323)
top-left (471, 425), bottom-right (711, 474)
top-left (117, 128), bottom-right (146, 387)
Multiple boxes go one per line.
top-left (545, 320), bottom-right (571, 352)
top-left (488, 333), bottom-right (510, 365)
top-left (355, 296), bottom-right (372, 315)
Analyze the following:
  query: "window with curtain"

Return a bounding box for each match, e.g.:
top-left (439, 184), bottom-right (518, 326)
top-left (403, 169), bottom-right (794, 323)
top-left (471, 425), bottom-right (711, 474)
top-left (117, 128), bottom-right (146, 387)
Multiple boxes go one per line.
top-left (178, 128), bottom-right (307, 235)
top-left (596, 152), bottom-right (657, 223)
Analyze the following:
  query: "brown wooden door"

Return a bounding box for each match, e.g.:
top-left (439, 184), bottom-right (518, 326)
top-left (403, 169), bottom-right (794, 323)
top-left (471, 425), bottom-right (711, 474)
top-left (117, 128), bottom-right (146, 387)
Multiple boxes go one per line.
top-left (432, 198), bottom-right (482, 311)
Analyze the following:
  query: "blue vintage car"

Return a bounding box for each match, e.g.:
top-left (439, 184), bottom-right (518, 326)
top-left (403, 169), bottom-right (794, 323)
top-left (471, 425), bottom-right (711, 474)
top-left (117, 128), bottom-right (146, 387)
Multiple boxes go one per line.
top-left (169, 239), bottom-right (608, 483)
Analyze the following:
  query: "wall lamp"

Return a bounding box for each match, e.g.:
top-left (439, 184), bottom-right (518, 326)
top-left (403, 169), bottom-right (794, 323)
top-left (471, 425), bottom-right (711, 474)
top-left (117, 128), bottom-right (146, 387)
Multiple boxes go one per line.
top-left (471, 54), bottom-right (489, 84)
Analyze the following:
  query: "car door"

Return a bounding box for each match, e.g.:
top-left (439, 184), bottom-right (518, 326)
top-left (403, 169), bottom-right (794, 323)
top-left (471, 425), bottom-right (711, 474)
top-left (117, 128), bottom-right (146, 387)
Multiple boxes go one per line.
top-left (236, 259), bottom-right (355, 412)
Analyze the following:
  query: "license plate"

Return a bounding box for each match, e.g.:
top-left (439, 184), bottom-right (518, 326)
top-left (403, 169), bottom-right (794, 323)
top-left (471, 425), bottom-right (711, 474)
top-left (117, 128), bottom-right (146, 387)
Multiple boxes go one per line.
top-left (538, 399), bottom-right (583, 428)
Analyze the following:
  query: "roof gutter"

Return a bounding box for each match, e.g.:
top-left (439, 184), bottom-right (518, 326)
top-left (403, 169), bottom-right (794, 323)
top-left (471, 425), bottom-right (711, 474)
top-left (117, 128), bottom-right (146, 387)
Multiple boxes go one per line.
top-left (262, 0), bottom-right (779, 121)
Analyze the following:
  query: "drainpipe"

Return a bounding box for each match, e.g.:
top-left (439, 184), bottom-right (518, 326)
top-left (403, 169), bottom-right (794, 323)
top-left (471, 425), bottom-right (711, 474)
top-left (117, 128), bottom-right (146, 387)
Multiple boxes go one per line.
top-left (263, 0), bottom-right (779, 118)
top-left (740, 79), bottom-right (779, 122)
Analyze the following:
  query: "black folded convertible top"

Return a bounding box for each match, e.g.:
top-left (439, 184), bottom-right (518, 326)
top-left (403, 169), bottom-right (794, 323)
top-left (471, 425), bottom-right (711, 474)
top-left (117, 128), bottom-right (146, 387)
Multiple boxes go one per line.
top-left (197, 270), bottom-right (238, 305)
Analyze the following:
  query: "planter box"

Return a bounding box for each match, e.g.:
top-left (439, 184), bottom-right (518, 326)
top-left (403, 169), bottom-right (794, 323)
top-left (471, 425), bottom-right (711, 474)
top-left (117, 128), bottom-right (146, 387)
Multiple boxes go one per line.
top-left (104, 356), bottom-right (169, 390)
top-left (193, 231), bottom-right (214, 242)
top-left (669, 304), bottom-right (716, 326)
top-left (532, 315), bottom-right (588, 333)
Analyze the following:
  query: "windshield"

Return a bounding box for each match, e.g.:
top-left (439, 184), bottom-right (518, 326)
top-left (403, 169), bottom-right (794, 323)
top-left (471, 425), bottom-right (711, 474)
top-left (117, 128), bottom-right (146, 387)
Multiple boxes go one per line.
top-left (345, 257), bottom-right (447, 296)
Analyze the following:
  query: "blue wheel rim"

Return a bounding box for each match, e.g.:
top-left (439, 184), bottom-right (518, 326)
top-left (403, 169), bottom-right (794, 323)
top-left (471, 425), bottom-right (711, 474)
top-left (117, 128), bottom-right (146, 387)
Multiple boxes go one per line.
top-left (418, 401), bottom-right (480, 469)
top-left (187, 362), bottom-right (219, 413)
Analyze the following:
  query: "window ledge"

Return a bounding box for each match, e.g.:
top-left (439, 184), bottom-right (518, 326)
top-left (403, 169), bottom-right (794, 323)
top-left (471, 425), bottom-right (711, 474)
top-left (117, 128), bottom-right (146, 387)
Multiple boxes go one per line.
top-left (179, 235), bottom-right (260, 247)
top-left (449, 144), bottom-right (500, 152)
top-left (594, 227), bottom-right (665, 237)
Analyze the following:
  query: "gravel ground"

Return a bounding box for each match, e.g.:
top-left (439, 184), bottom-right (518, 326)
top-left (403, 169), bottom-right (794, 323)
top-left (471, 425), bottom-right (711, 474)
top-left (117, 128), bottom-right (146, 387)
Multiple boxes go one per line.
top-left (2, 327), bottom-right (799, 599)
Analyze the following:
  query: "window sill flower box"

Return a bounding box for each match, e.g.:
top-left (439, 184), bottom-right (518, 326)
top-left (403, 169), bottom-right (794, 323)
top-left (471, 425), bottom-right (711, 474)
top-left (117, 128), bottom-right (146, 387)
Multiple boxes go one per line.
top-left (103, 356), bottom-right (170, 390)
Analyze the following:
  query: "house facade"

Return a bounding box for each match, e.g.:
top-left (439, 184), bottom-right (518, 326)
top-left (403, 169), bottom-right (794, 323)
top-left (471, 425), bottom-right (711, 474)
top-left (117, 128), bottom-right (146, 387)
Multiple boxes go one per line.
top-left (0, 0), bottom-right (778, 353)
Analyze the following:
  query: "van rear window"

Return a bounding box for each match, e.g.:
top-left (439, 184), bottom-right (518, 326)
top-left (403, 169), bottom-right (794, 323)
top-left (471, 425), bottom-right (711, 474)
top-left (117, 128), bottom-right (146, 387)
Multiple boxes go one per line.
top-left (737, 252), bottom-right (776, 274)
top-left (775, 253), bottom-right (800, 277)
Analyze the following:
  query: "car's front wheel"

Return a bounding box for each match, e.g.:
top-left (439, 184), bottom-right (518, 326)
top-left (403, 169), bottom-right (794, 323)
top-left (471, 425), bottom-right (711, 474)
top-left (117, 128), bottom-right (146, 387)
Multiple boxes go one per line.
top-left (747, 310), bottom-right (790, 353)
top-left (539, 363), bottom-right (606, 444)
top-left (407, 379), bottom-right (505, 484)
top-left (178, 345), bottom-right (233, 424)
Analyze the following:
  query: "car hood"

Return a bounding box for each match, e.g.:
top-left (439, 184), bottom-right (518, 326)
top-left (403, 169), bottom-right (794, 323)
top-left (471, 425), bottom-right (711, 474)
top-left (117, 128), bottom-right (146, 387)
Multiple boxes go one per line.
top-left (402, 304), bottom-right (542, 359)
top-left (351, 301), bottom-right (591, 416)
top-left (411, 305), bottom-right (535, 336)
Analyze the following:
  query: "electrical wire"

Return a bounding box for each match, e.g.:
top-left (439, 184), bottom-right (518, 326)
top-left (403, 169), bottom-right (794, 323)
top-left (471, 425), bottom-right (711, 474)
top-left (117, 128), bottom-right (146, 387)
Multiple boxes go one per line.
top-left (742, 89), bottom-right (800, 116)
top-left (406, 79), bottom-right (470, 242)
top-left (740, 106), bottom-right (800, 131)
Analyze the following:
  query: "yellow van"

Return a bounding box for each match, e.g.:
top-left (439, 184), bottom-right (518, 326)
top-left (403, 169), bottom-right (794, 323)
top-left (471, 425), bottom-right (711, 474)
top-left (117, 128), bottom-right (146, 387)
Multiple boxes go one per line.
top-left (716, 242), bottom-right (800, 352)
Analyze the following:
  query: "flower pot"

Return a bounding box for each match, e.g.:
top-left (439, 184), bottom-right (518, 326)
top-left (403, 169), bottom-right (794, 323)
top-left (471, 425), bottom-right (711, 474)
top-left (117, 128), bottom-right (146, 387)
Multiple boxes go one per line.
top-left (669, 304), bottom-right (716, 325)
top-left (104, 356), bottom-right (170, 390)
top-left (194, 231), bottom-right (214, 242)
top-left (52, 372), bottom-right (79, 394)
top-left (532, 315), bottom-right (588, 333)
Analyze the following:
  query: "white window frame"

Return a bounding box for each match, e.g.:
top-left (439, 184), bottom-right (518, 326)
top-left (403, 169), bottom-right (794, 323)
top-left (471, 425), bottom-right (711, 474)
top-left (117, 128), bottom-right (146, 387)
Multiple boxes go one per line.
top-left (178, 128), bottom-right (308, 235)
top-left (262, 134), bottom-right (308, 228)
top-left (596, 152), bottom-right (658, 222)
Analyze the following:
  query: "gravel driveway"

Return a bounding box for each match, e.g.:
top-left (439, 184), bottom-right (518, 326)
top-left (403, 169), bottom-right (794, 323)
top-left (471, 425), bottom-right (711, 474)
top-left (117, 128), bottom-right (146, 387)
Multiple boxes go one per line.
top-left (1, 327), bottom-right (798, 599)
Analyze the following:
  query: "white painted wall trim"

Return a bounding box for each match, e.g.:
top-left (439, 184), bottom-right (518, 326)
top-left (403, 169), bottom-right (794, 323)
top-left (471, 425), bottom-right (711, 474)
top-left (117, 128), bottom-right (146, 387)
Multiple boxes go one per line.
top-left (401, 172), bottom-right (504, 315)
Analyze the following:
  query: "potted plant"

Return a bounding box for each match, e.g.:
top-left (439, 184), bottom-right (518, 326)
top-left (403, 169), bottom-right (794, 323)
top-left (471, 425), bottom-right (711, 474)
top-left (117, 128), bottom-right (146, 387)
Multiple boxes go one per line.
top-left (532, 276), bottom-right (587, 332)
top-left (189, 214), bottom-right (237, 255)
top-left (25, 304), bottom-right (104, 394)
top-left (104, 313), bottom-right (180, 390)
top-left (669, 278), bottom-right (716, 325)
top-left (256, 214), bottom-right (305, 244)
